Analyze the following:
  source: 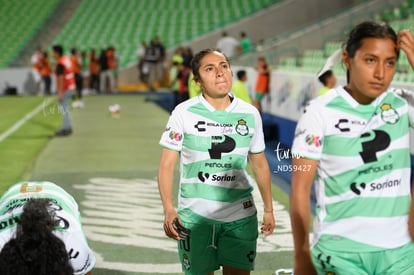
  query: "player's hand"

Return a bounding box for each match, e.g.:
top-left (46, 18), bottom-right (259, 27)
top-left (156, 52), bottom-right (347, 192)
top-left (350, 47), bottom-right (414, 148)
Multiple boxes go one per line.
top-left (260, 211), bottom-right (275, 236)
top-left (163, 209), bottom-right (180, 240)
top-left (398, 29), bottom-right (414, 51)
top-left (398, 29), bottom-right (414, 69)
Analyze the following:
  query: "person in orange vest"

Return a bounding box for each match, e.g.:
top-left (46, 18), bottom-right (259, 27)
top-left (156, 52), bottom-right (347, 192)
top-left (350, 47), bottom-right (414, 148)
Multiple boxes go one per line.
top-left (39, 51), bottom-right (52, 95)
top-left (253, 56), bottom-right (271, 114)
top-left (99, 47), bottom-right (115, 93)
top-left (52, 45), bottom-right (76, 136)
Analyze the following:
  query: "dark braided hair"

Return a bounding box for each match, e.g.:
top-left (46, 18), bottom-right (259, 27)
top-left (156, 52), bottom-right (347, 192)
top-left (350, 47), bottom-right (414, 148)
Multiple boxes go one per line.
top-left (0, 198), bottom-right (74, 275)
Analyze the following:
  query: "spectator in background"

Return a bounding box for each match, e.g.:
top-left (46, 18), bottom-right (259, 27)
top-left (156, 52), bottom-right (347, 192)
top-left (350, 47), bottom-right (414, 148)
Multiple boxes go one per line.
top-left (39, 51), bottom-right (52, 95)
top-left (80, 50), bottom-right (89, 95)
top-left (171, 47), bottom-right (184, 65)
top-left (99, 47), bottom-right (115, 93)
top-left (216, 31), bottom-right (239, 58)
top-left (253, 56), bottom-right (271, 113)
top-left (107, 46), bottom-right (119, 92)
top-left (30, 46), bottom-right (43, 95)
top-left (169, 48), bottom-right (183, 108)
top-left (182, 47), bottom-right (193, 68)
top-left (232, 70), bottom-right (252, 104)
top-left (137, 41), bottom-right (148, 82)
top-left (0, 181), bottom-right (96, 275)
top-left (239, 31), bottom-right (252, 55)
top-left (70, 47), bottom-right (84, 108)
top-left (154, 36), bottom-right (166, 85)
top-left (176, 62), bottom-right (191, 105)
top-left (89, 48), bottom-right (100, 93)
top-left (144, 39), bottom-right (161, 91)
top-left (169, 60), bottom-right (180, 109)
top-left (317, 69), bottom-right (337, 96)
top-left (52, 44), bottom-right (76, 137)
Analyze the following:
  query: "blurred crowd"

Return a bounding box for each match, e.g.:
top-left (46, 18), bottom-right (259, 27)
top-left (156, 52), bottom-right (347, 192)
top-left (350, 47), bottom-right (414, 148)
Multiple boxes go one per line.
top-left (31, 45), bottom-right (120, 99)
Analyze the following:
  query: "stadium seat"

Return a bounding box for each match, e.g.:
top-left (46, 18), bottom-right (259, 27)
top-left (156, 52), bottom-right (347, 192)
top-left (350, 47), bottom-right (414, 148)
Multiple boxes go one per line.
top-left (50, 0), bottom-right (280, 68)
top-left (0, 0), bottom-right (60, 68)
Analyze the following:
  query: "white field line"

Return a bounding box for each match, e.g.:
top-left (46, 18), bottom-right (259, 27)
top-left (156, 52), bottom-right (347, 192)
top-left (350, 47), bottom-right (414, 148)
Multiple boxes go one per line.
top-left (0, 98), bottom-right (54, 142)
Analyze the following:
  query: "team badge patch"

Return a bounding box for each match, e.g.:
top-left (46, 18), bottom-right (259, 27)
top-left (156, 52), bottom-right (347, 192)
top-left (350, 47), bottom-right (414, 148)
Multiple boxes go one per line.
top-left (380, 103), bottom-right (399, 124)
top-left (235, 119), bottom-right (249, 136)
top-left (169, 130), bottom-right (183, 142)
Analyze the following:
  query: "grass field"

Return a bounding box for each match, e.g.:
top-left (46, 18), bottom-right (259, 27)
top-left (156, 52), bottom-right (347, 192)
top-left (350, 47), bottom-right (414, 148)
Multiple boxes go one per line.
top-left (0, 93), bottom-right (294, 274)
top-left (0, 96), bottom-right (61, 193)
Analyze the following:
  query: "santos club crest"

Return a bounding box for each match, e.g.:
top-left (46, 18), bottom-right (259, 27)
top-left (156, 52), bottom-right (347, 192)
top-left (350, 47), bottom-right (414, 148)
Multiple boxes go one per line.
top-left (235, 119), bottom-right (249, 136)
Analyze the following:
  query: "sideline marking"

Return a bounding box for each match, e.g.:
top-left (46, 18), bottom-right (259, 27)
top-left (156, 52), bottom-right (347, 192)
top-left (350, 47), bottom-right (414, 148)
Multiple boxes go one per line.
top-left (74, 177), bottom-right (294, 273)
top-left (0, 98), bottom-right (54, 142)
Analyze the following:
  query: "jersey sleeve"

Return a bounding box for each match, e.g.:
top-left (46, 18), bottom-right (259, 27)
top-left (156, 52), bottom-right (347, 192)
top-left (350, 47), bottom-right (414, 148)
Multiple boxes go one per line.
top-left (159, 109), bottom-right (184, 151)
top-left (291, 103), bottom-right (325, 160)
top-left (249, 109), bottom-right (266, 153)
top-left (60, 231), bottom-right (96, 275)
top-left (393, 88), bottom-right (414, 128)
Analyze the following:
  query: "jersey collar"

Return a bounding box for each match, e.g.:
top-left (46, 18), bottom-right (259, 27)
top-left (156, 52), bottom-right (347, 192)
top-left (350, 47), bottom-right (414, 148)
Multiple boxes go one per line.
top-left (198, 94), bottom-right (238, 112)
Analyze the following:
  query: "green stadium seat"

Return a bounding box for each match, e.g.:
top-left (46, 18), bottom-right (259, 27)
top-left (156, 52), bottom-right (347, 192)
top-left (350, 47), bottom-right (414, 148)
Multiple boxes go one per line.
top-left (48, 0), bottom-right (280, 68)
top-left (0, 0), bottom-right (60, 68)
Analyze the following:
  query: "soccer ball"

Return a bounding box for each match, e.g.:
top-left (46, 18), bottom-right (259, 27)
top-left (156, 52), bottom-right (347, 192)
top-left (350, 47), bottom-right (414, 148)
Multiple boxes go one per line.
top-left (108, 104), bottom-right (121, 116)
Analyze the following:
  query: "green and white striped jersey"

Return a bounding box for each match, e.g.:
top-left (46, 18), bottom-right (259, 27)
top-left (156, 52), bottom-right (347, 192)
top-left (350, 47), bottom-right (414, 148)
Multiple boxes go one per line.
top-left (292, 86), bottom-right (414, 252)
top-left (0, 181), bottom-right (95, 275)
top-left (159, 95), bottom-right (265, 224)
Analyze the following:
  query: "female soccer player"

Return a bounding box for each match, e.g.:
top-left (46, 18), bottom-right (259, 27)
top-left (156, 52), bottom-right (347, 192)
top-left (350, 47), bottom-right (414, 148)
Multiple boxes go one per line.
top-left (158, 48), bottom-right (275, 275)
top-left (290, 21), bottom-right (414, 274)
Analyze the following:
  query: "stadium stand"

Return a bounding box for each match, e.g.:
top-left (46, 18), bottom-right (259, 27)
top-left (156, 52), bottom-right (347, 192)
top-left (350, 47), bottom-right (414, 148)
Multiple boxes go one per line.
top-left (51, 0), bottom-right (279, 68)
top-left (0, 0), bottom-right (60, 68)
top-left (254, 0), bottom-right (414, 82)
top-left (2, 0), bottom-right (411, 91)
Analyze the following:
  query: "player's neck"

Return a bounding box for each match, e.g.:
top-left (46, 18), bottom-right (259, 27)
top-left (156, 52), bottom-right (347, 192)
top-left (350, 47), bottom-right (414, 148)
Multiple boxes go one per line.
top-left (203, 94), bottom-right (232, 110)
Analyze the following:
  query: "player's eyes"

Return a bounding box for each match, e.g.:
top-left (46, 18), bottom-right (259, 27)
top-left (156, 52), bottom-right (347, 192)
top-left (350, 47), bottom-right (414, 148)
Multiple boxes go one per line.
top-left (365, 58), bottom-right (375, 64)
top-left (386, 60), bottom-right (396, 67)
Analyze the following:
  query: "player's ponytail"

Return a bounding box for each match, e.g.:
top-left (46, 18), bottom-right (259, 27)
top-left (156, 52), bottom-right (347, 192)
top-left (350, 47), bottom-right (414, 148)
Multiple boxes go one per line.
top-left (0, 198), bottom-right (74, 275)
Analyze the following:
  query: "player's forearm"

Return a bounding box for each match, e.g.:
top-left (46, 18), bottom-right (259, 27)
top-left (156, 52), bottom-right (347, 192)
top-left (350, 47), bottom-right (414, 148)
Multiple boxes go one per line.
top-left (157, 177), bottom-right (175, 213)
top-left (250, 153), bottom-right (273, 210)
top-left (157, 164), bottom-right (176, 213)
top-left (290, 171), bottom-right (313, 259)
top-left (158, 148), bottom-right (179, 213)
top-left (256, 173), bottom-right (273, 211)
top-left (290, 192), bottom-right (312, 256)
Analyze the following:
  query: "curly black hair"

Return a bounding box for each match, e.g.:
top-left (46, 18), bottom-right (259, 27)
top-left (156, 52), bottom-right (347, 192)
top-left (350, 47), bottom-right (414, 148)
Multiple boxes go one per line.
top-left (0, 198), bottom-right (74, 275)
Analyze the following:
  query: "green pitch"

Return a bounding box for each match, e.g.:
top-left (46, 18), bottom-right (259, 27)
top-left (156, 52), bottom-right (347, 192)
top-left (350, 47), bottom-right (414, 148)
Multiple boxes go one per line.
top-left (0, 94), bottom-right (293, 274)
